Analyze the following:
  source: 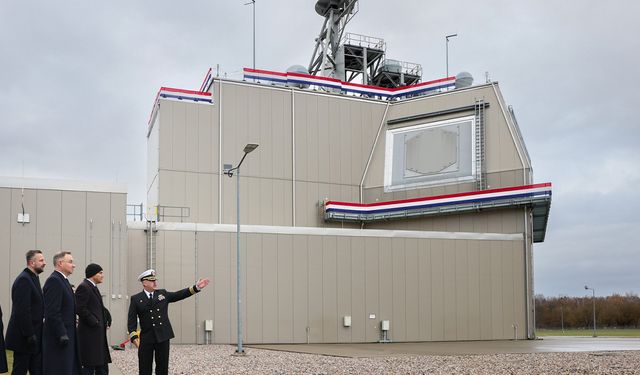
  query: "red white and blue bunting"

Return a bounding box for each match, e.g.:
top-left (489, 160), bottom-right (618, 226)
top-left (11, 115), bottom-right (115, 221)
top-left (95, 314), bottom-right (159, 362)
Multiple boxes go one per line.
top-left (148, 87), bottom-right (213, 129)
top-left (325, 183), bottom-right (552, 220)
top-left (243, 68), bottom-right (456, 99)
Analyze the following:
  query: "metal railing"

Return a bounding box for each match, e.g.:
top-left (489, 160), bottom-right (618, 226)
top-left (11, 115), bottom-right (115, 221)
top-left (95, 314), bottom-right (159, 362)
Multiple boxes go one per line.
top-left (156, 205), bottom-right (191, 222)
top-left (343, 32), bottom-right (386, 51)
top-left (126, 203), bottom-right (144, 221)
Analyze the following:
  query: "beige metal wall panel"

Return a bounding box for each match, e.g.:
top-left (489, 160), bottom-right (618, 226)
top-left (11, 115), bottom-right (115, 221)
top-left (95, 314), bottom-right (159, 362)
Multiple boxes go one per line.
top-left (245, 233), bottom-right (262, 342)
top-left (123, 225), bottom-right (528, 344)
top-left (61, 191), bottom-right (87, 254)
top-left (197, 173), bottom-right (216, 223)
top-left (349, 237), bottom-right (366, 342)
top-left (197, 104), bottom-right (216, 174)
top-left (391, 238), bottom-right (407, 342)
top-left (147, 116), bottom-right (160, 206)
top-left (292, 236), bottom-right (309, 343)
top-left (185, 105), bottom-right (199, 173)
top-left (35, 190), bottom-right (62, 253)
top-left (336, 237), bottom-right (352, 343)
top-left (454, 241), bottom-right (469, 340)
top-left (10, 188), bottom-right (37, 268)
top-left (158, 170), bottom-right (185, 208)
top-left (170, 102), bottom-right (187, 171)
top-left (126, 229), bottom-right (148, 301)
top-left (185, 173), bottom-right (199, 222)
top-left (416, 239), bottom-right (432, 341)
top-left (490, 241), bottom-right (504, 338)
top-left (194, 231), bottom-right (215, 344)
top-left (86, 192), bottom-right (111, 265)
top-left (322, 236), bottom-right (338, 342)
top-left (158, 104), bottom-right (172, 170)
top-left (364, 237), bottom-right (379, 342)
top-left (179, 231), bottom-right (197, 344)
top-left (213, 232), bottom-right (232, 343)
top-left (307, 236), bottom-right (323, 342)
top-left (429, 240), bottom-right (445, 341)
top-left (277, 235), bottom-right (294, 343)
top-left (262, 234), bottom-right (279, 342)
top-left (442, 240), bottom-right (457, 340)
top-left (478, 240), bottom-right (494, 339)
top-left (467, 243), bottom-right (481, 339)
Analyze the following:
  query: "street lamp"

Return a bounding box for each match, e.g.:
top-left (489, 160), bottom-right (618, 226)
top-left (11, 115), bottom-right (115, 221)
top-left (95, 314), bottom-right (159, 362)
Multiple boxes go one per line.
top-left (584, 285), bottom-right (596, 337)
top-left (225, 143), bottom-right (259, 355)
top-left (445, 33), bottom-right (457, 77)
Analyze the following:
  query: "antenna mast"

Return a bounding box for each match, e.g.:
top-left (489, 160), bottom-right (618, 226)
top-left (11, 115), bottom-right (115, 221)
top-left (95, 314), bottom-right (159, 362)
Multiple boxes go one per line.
top-left (308, 0), bottom-right (359, 80)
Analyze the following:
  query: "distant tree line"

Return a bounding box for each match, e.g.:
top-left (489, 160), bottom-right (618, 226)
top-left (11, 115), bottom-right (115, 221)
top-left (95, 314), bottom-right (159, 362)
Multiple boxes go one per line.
top-left (535, 294), bottom-right (640, 329)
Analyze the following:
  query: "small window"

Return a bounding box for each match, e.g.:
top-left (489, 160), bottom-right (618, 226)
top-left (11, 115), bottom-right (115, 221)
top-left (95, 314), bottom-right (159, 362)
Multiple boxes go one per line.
top-left (384, 116), bottom-right (476, 192)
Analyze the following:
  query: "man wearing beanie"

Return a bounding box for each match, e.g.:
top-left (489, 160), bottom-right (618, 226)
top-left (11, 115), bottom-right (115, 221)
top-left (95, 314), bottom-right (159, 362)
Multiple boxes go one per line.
top-left (75, 263), bottom-right (111, 374)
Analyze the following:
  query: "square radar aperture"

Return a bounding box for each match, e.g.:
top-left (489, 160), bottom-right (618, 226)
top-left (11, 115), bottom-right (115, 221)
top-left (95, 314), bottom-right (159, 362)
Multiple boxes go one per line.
top-left (384, 115), bottom-right (476, 192)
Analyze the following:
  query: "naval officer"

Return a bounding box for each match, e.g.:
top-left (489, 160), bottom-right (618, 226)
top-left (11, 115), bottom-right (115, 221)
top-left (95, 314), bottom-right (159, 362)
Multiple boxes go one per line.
top-left (127, 269), bottom-right (210, 375)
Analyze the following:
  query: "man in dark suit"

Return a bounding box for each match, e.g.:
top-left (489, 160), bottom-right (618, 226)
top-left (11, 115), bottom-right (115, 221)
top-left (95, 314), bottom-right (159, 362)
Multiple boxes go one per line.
top-left (0, 303), bottom-right (8, 374)
top-left (5, 249), bottom-right (46, 375)
top-left (42, 251), bottom-right (82, 375)
top-left (127, 269), bottom-right (210, 375)
top-left (76, 263), bottom-right (112, 375)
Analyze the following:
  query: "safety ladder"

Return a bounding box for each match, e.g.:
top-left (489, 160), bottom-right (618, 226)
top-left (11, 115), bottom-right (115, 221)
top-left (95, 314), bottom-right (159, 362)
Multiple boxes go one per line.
top-left (474, 98), bottom-right (486, 190)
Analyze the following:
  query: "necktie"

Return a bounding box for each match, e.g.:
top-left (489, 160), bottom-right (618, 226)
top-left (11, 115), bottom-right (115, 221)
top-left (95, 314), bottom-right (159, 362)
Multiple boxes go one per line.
top-left (149, 292), bottom-right (153, 300)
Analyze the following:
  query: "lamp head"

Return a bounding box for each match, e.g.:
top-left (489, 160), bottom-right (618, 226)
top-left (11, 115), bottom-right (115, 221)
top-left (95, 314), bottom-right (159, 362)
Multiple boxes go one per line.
top-left (243, 143), bottom-right (259, 154)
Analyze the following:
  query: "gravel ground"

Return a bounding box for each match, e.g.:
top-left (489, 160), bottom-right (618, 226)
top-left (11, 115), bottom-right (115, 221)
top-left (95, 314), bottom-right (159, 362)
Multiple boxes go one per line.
top-left (111, 345), bottom-right (640, 374)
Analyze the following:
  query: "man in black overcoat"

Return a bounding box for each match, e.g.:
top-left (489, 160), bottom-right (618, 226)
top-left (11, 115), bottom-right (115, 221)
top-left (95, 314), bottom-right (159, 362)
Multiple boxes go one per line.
top-left (5, 249), bottom-right (46, 375)
top-left (127, 269), bottom-right (210, 375)
top-left (42, 251), bottom-right (82, 375)
top-left (76, 263), bottom-right (112, 375)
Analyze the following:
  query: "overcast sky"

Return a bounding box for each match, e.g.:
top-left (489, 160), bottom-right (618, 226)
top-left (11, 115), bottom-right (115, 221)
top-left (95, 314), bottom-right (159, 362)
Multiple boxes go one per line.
top-left (1, 1), bottom-right (638, 297)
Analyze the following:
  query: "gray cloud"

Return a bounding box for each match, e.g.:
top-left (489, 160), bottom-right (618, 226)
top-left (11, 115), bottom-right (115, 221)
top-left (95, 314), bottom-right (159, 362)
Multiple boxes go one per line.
top-left (1, 0), bottom-right (638, 297)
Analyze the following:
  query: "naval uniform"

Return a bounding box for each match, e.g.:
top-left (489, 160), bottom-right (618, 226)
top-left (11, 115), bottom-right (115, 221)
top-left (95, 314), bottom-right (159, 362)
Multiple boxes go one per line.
top-left (127, 285), bottom-right (200, 375)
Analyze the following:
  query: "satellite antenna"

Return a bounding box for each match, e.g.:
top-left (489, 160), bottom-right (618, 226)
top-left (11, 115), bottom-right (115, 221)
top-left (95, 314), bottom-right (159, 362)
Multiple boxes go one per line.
top-left (308, 0), bottom-right (359, 80)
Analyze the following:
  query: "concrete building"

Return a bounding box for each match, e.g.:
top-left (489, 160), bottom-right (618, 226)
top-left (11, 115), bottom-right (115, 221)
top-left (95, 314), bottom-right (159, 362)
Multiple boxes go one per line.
top-left (0, 177), bottom-right (128, 345)
top-left (130, 67), bottom-right (551, 344)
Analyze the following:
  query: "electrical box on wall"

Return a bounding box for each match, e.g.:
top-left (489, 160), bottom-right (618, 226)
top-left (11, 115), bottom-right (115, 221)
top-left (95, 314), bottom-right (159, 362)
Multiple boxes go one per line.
top-left (204, 320), bottom-right (213, 332)
top-left (17, 213), bottom-right (30, 223)
top-left (343, 316), bottom-right (352, 327)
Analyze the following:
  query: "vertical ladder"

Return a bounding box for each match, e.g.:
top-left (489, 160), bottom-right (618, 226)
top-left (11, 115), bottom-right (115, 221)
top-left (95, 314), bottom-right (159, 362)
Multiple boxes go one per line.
top-left (475, 98), bottom-right (486, 190)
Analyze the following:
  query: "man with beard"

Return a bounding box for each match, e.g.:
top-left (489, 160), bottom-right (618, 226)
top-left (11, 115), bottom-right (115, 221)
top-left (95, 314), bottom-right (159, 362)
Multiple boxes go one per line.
top-left (5, 250), bottom-right (46, 375)
top-left (43, 251), bottom-right (82, 375)
top-left (75, 263), bottom-right (111, 374)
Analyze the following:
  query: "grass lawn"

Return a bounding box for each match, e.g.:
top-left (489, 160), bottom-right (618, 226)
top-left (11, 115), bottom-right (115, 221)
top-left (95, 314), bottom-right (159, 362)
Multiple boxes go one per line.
top-left (3, 350), bottom-right (11, 374)
top-left (536, 328), bottom-right (640, 337)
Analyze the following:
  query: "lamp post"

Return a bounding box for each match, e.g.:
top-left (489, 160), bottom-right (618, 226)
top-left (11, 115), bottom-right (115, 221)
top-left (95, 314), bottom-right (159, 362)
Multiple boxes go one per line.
top-left (225, 143), bottom-right (259, 355)
top-left (445, 33), bottom-right (457, 77)
top-left (584, 285), bottom-right (596, 337)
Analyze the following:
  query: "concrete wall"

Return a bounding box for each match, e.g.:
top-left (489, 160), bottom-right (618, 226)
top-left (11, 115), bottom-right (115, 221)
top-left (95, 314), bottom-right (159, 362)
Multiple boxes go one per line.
top-left (127, 223), bottom-right (527, 344)
top-left (0, 179), bottom-right (128, 346)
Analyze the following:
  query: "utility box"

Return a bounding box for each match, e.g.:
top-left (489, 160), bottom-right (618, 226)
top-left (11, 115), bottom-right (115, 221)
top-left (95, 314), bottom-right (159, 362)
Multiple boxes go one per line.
top-left (381, 320), bottom-right (390, 331)
top-left (204, 320), bottom-right (213, 332)
top-left (343, 316), bottom-right (352, 327)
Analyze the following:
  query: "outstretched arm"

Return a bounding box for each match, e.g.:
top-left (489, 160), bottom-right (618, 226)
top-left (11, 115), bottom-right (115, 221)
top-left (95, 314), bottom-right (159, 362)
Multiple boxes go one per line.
top-left (166, 277), bottom-right (211, 303)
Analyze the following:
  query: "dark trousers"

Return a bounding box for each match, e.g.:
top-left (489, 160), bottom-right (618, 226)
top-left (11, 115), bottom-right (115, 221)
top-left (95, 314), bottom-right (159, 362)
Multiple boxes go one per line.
top-left (82, 364), bottom-right (109, 375)
top-left (11, 350), bottom-right (43, 375)
top-left (138, 340), bottom-right (170, 375)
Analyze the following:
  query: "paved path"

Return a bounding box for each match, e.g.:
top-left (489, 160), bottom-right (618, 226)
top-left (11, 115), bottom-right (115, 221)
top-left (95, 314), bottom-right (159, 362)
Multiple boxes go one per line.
top-left (247, 337), bottom-right (640, 358)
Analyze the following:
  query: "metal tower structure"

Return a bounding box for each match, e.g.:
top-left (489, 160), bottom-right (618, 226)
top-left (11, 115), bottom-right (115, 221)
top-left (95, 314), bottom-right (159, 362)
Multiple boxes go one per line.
top-left (308, 0), bottom-right (359, 80)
